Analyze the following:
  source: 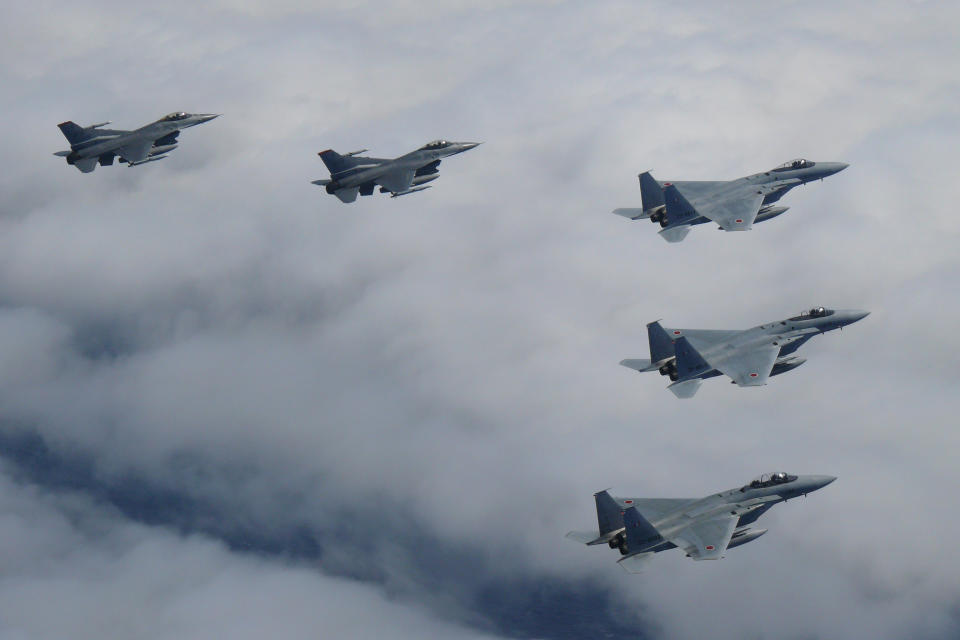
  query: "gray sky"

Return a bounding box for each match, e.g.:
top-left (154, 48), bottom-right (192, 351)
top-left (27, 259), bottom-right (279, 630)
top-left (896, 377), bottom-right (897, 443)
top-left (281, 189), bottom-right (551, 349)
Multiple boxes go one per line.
top-left (0, 1), bottom-right (958, 638)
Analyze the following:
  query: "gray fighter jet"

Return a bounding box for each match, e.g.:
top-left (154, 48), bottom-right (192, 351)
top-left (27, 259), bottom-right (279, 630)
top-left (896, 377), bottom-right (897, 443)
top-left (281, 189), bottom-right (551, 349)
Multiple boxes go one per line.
top-left (54, 112), bottom-right (219, 173)
top-left (566, 472), bottom-right (835, 572)
top-left (613, 159), bottom-right (849, 242)
top-left (311, 139), bottom-right (480, 202)
top-left (621, 307), bottom-right (869, 398)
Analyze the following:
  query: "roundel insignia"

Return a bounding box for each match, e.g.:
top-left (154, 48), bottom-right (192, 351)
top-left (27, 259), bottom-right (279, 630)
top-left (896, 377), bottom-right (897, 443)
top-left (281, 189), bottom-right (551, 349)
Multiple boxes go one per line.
top-left (705, 545), bottom-right (715, 551)
top-left (749, 373), bottom-right (759, 378)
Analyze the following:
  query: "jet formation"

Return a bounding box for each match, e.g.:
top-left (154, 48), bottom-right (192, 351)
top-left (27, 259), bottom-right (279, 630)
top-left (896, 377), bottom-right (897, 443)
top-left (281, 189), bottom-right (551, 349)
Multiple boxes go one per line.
top-left (613, 159), bottom-right (849, 242)
top-left (52, 110), bottom-right (859, 573)
top-left (311, 139), bottom-right (480, 202)
top-left (621, 307), bottom-right (869, 398)
top-left (566, 472), bottom-right (836, 572)
top-left (54, 112), bottom-right (219, 172)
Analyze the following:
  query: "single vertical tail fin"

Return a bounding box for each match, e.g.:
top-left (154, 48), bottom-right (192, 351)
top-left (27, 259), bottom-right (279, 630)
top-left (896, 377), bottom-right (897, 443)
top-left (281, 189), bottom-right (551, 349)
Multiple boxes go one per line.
top-left (673, 336), bottom-right (711, 378)
top-left (318, 149), bottom-right (357, 175)
top-left (57, 121), bottom-right (92, 145)
top-left (646, 321), bottom-right (675, 364)
top-left (638, 171), bottom-right (664, 215)
top-left (594, 490), bottom-right (623, 536)
top-left (622, 506), bottom-right (663, 553)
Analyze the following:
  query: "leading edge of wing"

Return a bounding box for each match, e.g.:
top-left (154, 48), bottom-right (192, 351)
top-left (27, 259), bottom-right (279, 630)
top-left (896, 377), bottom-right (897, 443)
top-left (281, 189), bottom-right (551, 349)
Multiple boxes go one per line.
top-left (671, 514), bottom-right (738, 561)
top-left (712, 344), bottom-right (780, 386)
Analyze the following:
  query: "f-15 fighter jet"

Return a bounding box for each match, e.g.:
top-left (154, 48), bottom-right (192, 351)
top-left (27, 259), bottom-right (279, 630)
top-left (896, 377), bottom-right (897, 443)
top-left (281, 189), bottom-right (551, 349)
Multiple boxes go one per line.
top-left (621, 307), bottom-right (869, 398)
top-left (311, 139), bottom-right (480, 202)
top-left (54, 112), bottom-right (219, 173)
top-left (566, 472), bottom-right (835, 572)
top-left (613, 159), bottom-right (848, 242)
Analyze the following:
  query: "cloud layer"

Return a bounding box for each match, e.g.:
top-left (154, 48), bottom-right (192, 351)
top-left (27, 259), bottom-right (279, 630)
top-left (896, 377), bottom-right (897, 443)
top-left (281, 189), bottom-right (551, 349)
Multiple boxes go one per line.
top-left (0, 1), bottom-right (958, 638)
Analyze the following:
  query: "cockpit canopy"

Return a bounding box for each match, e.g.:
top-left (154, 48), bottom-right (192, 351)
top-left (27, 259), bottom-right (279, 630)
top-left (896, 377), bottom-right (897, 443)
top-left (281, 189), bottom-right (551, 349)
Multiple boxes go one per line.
top-left (747, 471), bottom-right (797, 488)
top-left (161, 112), bottom-right (189, 121)
top-left (420, 139), bottom-right (450, 150)
top-left (788, 306), bottom-right (835, 321)
top-left (773, 158), bottom-right (815, 171)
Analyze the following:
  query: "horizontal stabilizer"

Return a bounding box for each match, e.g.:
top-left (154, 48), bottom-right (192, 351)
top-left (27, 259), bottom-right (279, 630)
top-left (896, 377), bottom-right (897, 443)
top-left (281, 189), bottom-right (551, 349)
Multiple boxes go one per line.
top-left (564, 530), bottom-right (613, 546)
top-left (74, 157), bottom-right (98, 173)
top-left (659, 225), bottom-right (691, 243)
top-left (667, 379), bottom-right (702, 398)
top-left (619, 358), bottom-right (657, 372)
top-left (617, 552), bottom-right (655, 573)
top-left (334, 187), bottom-right (360, 203)
top-left (612, 208), bottom-right (647, 220)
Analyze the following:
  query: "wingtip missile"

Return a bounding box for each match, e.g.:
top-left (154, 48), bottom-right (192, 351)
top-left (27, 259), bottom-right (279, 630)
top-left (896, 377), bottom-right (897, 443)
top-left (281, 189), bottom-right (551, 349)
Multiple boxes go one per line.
top-left (89, 122), bottom-right (111, 129)
top-left (343, 149), bottom-right (368, 157)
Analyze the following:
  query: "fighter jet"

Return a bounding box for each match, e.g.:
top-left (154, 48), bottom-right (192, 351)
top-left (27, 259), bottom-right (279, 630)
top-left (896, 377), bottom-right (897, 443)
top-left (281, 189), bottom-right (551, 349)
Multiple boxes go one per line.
top-left (621, 307), bottom-right (869, 398)
top-left (311, 139), bottom-right (480, 202)
top-left (566, 472), bottom-right (835, 572)
top-left (613, 159), bottom-right (849, 242)
top-left (54, 112), bottom-right (220, 173)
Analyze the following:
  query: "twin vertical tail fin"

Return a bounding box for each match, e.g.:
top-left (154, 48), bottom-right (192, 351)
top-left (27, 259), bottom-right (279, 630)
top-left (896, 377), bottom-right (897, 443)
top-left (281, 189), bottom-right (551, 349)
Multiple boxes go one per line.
top-left (616, 506), bottom-right (662, 572)
top-left (672, 336), bottom-right (710, 378)
top-left (665, 335), bottom-right (709, 398)
top-left (646, 321), bottom-right (675, 365)
top-left (622, 506), bottom-right (663, 553)
top-left (638, 171), bottom-right (665, 216)
top-left (594, 490), bottom-right (623, 536)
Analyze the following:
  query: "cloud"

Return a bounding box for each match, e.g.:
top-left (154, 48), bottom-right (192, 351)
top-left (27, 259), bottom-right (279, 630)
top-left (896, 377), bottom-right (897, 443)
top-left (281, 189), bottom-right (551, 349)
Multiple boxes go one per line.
top-left (0, 1), bottom-right (957, 638)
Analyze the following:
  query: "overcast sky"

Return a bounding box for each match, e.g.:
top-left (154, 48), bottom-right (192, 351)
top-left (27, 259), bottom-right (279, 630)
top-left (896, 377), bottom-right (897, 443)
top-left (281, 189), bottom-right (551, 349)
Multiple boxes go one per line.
top-left (0, 1), bottom-right (958, 638)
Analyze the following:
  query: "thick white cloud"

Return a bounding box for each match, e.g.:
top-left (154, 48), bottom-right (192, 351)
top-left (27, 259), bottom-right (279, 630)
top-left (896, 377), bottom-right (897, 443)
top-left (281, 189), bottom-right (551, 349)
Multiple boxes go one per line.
top-left (0, 1), bottom-right (958, 638)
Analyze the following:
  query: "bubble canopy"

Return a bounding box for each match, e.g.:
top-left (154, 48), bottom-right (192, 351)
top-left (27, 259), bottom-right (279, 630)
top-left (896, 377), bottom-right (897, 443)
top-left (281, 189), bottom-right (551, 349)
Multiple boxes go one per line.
top-left (161, 112), bottom-right (189, 121)
top-left (773, 158), bottom-right (815, 171)
top-left (747, 472), bottom-right (797, 488)
top-left (419, 140), bottom-right (450, 150)
top-left (788, 307), bottom-right (834, 321)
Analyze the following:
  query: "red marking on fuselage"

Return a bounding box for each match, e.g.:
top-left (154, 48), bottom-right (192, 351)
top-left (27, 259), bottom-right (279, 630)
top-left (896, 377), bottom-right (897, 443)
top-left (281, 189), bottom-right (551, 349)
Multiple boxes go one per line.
top-left (673, 330), bottom-right (681, 335)
top-left (750, 373), bottom-right (758, 378)
top-left (735, 218), bottom-right (744, 223)
top-left (624, 500), bottom-right (633, 504)
top-left (705, 545), bottom-right (715, 550)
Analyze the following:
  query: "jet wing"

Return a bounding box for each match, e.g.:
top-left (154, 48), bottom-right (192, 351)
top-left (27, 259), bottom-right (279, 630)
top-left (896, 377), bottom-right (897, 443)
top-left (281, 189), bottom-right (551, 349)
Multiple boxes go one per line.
top-left (376, 167), bottom-right (417, 194)
top-left (712, 344), bottom-right (780, 386)
top-left (117, 138), bottom-right (154, 164)
top-left (696, 188), bottom-right (766, 231)
top-left (671, 514), bottom-right (738, 560)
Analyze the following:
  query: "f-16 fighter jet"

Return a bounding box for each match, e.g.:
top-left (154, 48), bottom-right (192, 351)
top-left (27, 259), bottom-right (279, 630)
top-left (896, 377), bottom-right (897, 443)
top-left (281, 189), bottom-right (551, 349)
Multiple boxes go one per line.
top-left (566, 472), bottom-right (836, 572)
top-left (311, 140), bottom-right (480, 202)
top-left (621, 307), bottom-right (869, 398)
top-left (613, 159), bottom-right (849, 242)
top-left (54, 112), bottom-right (219, 173)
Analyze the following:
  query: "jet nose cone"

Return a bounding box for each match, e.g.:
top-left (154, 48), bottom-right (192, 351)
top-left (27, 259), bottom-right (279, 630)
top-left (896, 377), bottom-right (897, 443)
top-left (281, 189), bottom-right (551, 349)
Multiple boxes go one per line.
top-left (847, 310), bottom-right (870, 324)
top-left (199, 114), bottom-right (220, 123)
top-left (812, 475), bottom-right (837, 490)
top-left (825, 162), bottom-right (849, 176)
top-left (460, 142), bottom-right (481, 151)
